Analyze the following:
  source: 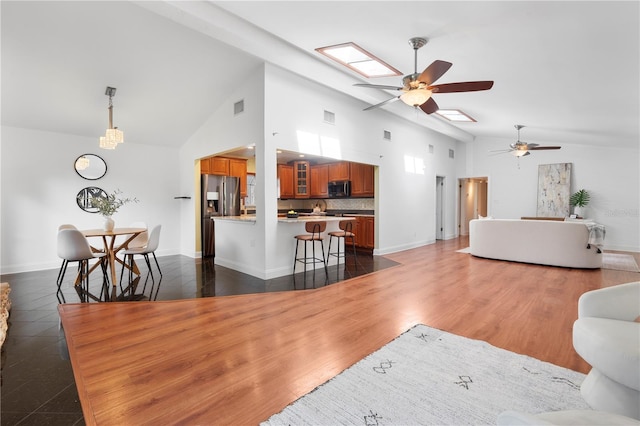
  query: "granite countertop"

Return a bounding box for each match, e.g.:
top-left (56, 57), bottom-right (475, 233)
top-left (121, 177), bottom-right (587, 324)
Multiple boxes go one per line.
top-left (213, 215), bottom-right (256, 223)
top-left (214, 212), bottom-right (374, 224)
top-left (278, 215), bottom-right (355, 223)
top-left (278, 209), bottom-right (374, 217)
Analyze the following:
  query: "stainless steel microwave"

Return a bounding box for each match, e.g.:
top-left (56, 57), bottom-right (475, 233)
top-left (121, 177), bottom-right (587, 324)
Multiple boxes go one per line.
top-left (328, 180), bottom-right (351, 198)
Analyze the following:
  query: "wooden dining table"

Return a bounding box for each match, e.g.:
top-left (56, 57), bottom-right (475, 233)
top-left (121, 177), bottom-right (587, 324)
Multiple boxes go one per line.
top-left (81, 227), bottom-right (146, 301)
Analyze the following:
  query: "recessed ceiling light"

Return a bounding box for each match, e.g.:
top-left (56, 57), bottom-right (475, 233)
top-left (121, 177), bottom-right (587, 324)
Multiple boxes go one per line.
top-left (435, 109), bottom-right (477, 122)
top-left (316, 42), bottom-right (401, 78)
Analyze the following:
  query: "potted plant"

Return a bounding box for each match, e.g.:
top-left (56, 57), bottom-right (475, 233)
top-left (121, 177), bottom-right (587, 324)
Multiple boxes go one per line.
top-left (92, 189), bottom-right (138, 231)
top-left (570, 189), bottom-right (590, 218)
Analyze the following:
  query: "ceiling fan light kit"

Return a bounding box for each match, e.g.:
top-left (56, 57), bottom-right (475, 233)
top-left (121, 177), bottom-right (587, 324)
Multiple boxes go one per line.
top-left (354, 36), bottom-right (494, 115)
top-left (400, 88), bottom-right (433, 107)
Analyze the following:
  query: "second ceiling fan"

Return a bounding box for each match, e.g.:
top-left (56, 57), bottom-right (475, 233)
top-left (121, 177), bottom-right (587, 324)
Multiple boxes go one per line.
top-left (354, 37), bottom-right (494, 114)
top-left (492, 125), bottom-right (562, 157)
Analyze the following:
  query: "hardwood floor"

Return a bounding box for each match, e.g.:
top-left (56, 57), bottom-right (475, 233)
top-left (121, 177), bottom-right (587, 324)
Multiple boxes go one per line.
top-left (55, 238), bottom-right (640, 425)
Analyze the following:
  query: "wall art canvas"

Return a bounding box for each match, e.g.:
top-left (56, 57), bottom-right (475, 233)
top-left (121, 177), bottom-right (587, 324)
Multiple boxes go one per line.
top-left (537, 163), bottom-right (572, 217)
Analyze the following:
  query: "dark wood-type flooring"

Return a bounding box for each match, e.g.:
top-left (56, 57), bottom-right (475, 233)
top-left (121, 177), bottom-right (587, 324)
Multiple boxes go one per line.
top-left (3, 237), bottom-right (639, 425)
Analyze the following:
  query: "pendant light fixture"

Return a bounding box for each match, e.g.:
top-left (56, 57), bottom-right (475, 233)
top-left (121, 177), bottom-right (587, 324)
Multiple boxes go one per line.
top-left (99, 86), bottom-right (124, 150)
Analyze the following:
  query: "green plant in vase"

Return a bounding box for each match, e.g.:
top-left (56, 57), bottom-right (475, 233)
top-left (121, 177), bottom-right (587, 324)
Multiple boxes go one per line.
top-left (570, 189), bottom-right (590, 218)
top-left (93, 189), bottom-right (138, 231)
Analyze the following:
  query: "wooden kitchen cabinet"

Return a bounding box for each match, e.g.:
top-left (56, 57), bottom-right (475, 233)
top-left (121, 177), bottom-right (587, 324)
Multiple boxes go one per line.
top-left (350, 163), bottom-right (374, 197)
top-left (351, 216), bottom-right (374, 249)
top-left (209, 157), bottom-right (230, 175)
top-left (310, 164), bottom-right (329, 198)
top-left (293, 161), bottom-right (310, 198)
top-left (328, 161), bottom-right (350, 182)
top-left (278, 164), bottom-right (294, 199)
top-left (200, 157), bottom-right (211, 174)
top-left (200, 157), bottom-right (229, 175)
top-left (229, 158), bottom-right (247, 197)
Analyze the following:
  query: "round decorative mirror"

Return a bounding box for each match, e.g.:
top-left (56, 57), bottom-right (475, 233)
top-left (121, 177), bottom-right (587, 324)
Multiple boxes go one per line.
top-left (74, 154), bottom-right (107, 180)
top-left (76, 187), bottom-right (108, 213)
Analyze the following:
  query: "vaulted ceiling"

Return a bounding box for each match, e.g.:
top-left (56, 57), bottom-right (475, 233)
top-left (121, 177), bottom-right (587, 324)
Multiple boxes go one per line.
top-left (2, 1), bottom-right (638, 150)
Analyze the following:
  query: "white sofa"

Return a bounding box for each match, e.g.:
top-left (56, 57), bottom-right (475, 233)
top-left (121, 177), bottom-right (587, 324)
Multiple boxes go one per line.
top-left (469, 219), bottom-right (602, 268)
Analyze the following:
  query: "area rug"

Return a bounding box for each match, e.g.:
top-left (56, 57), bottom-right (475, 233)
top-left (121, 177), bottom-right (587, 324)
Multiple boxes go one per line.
top-left (455, 247), bottom-right (471, 253)
top-left (602, 253), bottom-right (640, 272)
top-left (263, 324), bottom-right (589, 425)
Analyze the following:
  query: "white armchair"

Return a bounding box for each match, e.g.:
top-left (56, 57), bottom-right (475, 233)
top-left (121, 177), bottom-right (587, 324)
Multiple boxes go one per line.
top-left (572, 281), bottom-right (640, 420)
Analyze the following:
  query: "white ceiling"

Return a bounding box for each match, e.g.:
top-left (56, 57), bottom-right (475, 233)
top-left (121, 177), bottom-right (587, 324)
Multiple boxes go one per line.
top-left (2, 1), bottom-right (638, 151)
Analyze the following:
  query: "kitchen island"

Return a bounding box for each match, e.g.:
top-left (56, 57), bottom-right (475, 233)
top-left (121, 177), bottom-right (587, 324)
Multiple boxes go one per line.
top-left (212, 214), bottom-right (356, 278)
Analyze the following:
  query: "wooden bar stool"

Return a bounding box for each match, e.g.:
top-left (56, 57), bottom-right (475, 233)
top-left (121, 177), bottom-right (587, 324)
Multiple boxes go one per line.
top-left (293, 221), bottom-right (328, 276)
top-left (327, 220), bottom-right (357, 265)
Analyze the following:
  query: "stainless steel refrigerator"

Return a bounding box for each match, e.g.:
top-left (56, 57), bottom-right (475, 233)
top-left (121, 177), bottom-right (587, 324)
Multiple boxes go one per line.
top-left (201, 175), bottom-right (241, 257)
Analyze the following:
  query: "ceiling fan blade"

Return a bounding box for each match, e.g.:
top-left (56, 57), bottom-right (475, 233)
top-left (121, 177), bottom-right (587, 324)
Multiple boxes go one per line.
top-left (354, 83), bottom-right (403, 91)
top-left (529, 146), bottom-right (562, 150)
top-left (419, 97), bottom-right (439, 114)
top-left (524, 143), bottom-right (539, 148)
top-left (429, 81), bottom-right (494, 93)
top-left (417, 60), bottom-right (452, 86)
top-left (363, 96), bottom-right (400, 111)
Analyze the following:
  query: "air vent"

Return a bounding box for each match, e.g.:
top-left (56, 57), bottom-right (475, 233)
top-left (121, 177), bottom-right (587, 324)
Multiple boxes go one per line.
top-left (324, 110), bottom-right (335, 124)
top-left (383, 130), bottom-right (391, 140)
top-left (428, 144), bottom-right (434, 154)
top-left (234, 100), bottom-right (244, 115)
top-left (449, 149), bottom-right (455, 159)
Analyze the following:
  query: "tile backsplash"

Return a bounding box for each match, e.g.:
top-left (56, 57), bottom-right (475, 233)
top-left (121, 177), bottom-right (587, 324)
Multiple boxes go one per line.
top-left (278, 198), bottom-right (374, 211)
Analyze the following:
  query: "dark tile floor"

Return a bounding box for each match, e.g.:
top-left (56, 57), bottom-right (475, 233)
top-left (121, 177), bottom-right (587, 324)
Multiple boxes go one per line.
top-left (0, 252), bottom-right (397, 425)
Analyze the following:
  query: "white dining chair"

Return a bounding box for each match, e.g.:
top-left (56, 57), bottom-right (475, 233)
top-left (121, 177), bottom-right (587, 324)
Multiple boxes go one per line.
top-left (56, 228), bottom-right (110, 303)
top-left (119, 225), bottom-right (162, 300)
top-left (126, 221), bottom-right (148, 249)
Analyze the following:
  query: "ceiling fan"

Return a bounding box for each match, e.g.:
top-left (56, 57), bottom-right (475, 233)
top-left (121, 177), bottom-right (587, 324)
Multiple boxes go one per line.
top-left (492, 125), bottom-right (562, 157)
top-left (354, 37), bottom-right (494, 114)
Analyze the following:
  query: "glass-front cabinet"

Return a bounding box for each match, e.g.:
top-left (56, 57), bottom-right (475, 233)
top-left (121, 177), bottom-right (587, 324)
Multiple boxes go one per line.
top-left (293, 161), bottom-right (310, 198)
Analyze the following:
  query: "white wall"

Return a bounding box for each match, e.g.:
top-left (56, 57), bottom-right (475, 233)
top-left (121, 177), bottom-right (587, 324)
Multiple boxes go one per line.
top-left (262, 64), bottom-right (462, 272)
top-left (178, 63), bottom-right (266, 275)
top-left (0, 126), bottom-right (181, 274)
top-left (468, 136), bottom-right (640, 251)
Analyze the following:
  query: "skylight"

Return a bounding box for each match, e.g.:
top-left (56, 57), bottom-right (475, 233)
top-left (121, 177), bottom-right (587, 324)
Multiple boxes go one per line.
top-left (435, 109), bottom-right (477, 122)
top-left (316, 42), bottom-right (401, 78)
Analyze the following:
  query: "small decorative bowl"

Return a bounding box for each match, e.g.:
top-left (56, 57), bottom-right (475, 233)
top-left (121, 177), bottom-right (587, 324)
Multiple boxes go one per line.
top-left (287, 212), bottom-right (299, 218)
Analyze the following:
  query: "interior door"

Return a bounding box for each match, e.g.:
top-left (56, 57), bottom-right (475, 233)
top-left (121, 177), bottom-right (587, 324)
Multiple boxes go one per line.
top-left (458, 177), bottom-right (488, 236)
top-left (436, 176), bottom-right (445, 240)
